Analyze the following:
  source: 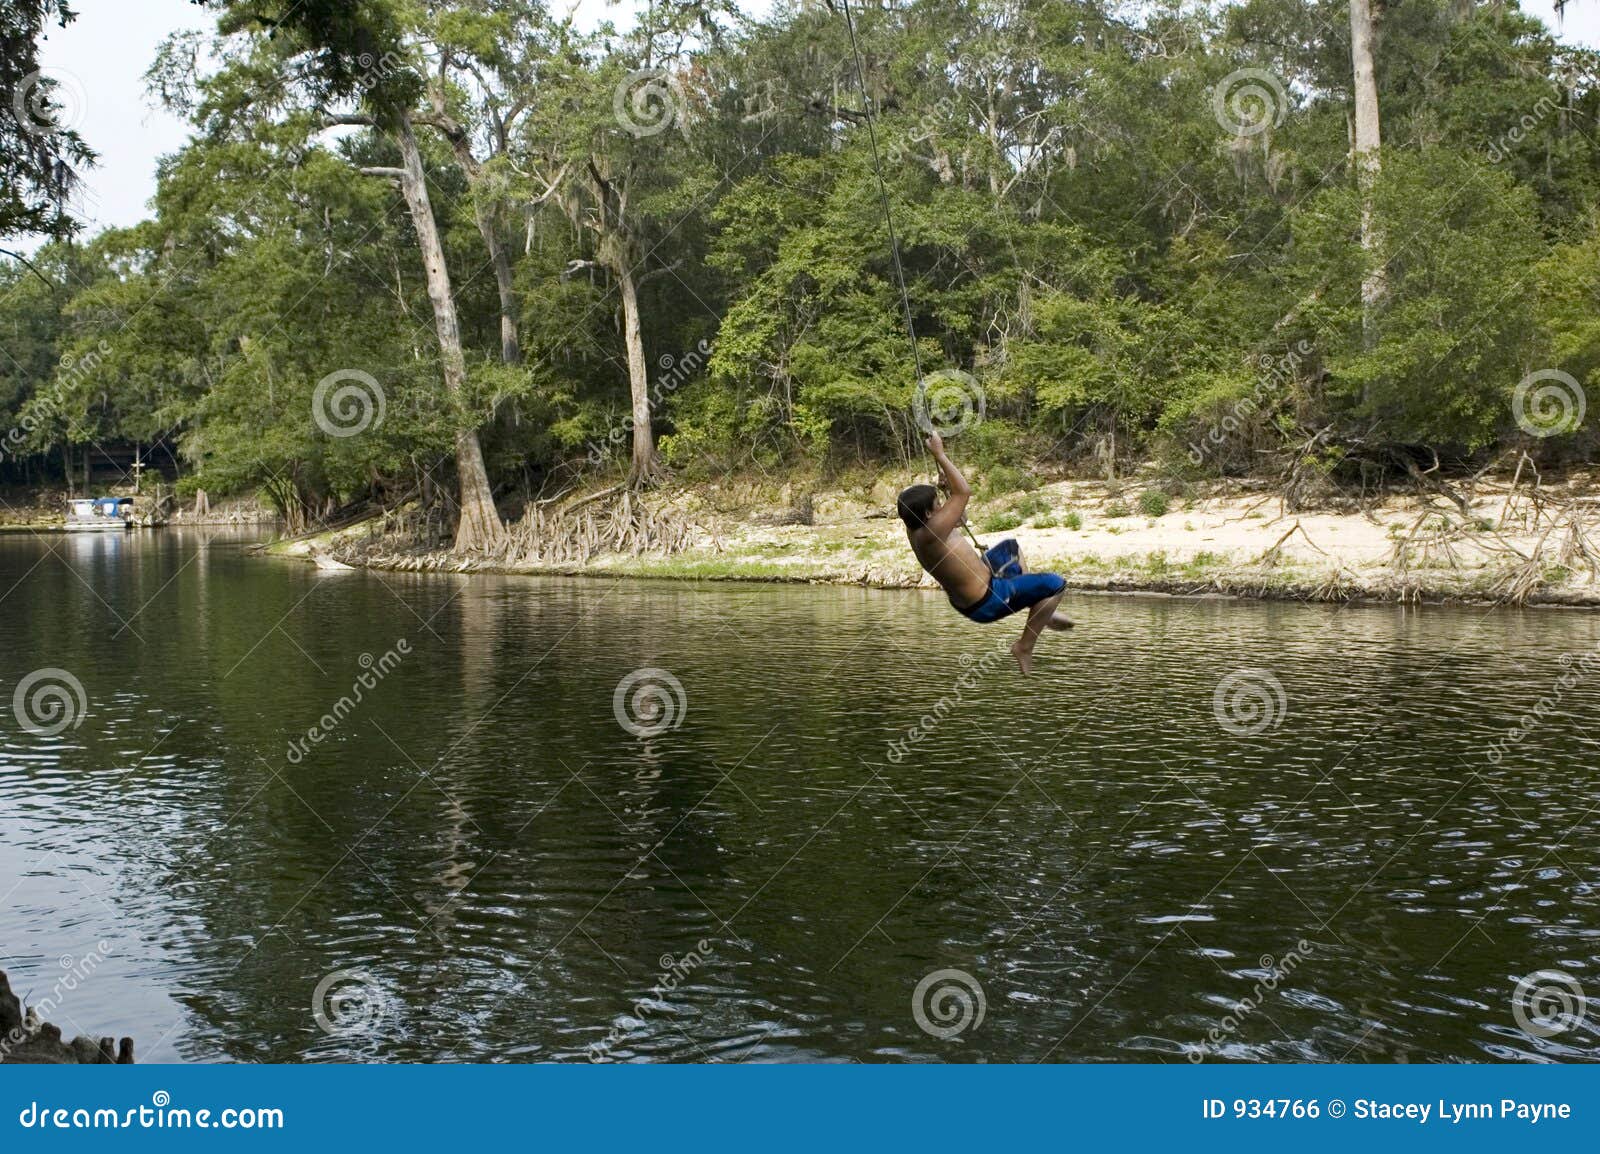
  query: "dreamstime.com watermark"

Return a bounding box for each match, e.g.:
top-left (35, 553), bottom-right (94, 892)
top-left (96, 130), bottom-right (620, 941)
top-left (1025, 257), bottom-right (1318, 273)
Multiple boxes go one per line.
top-left (285, 640), bottom-right (410, 763)
top-left (887, 640), bottom-right (1011, 763)
top-left (10, 667), bottom-right (88, 737)
top-left (1487, 95), bottom-right (1560, 164)
top-left (349, 50), bottom-right (410, 99)
top-left (1190, 939), bottom-right (1315, 1062)
top-left (1511, 969), bottom-right (1588, 1038)
top-left (885, 50), bottom-right (1008, 166)
top-left (912, 967), bottom-right (986, 1040)
top-left (1512, 369), bottom-right (1585, 439)
top-left (312, 967), bottom-right (391, 1037)
top-left (1485, 643), bottom-right (1600, 764)
top-left (1212, 668), bottom-right (1287, 736)
top-left (613, 667), bottom-right (688, 738)
top-left (312, 369), bottom-right (386, 438)
top-left (1187, 341), bottom-right (1313, 466)
top-left (913, 369), bottom-right (985, 437)
top-left (585, 339), bottom-right (712, 467)
top-left (1211, 68), bottom-right (1288, 138)
top-left (614, 67), bottom-right (691, 139)
top-left (10, 66), bottom-right (88, 138)
top-left (588, 939), bottom-right (715, 1061)
top-left (1, 341), bottom-right (112, 465)
top-left (1, 941), bottom-right (113, 1061)
top-left (16, 1092), bottom-right (283, 1131)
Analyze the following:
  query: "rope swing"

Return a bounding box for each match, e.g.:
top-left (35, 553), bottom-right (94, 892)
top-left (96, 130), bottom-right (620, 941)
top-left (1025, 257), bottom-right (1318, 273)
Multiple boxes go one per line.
top-left (839, 0), bottom-right (924, 388)
top-left (839, 0), bottom-right (983, 549)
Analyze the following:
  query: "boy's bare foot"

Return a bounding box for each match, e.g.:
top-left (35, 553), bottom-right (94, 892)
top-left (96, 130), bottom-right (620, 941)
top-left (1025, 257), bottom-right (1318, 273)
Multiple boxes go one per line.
top-left (1011, 638), bottom-right (1035, 674)
top-left (1047, 612), bottom-right (1073, 631)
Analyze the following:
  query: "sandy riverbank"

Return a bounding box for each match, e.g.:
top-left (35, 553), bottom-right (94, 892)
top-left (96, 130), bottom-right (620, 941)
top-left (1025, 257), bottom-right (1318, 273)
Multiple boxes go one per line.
top-left (268, 469), bottom-right (1600, 607)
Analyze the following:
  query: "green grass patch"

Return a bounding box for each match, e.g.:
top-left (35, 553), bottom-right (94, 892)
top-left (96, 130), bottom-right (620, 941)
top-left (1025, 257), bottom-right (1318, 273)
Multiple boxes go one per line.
top-left (979, 464), bottom-right (1039, 498)
top-left (1138, 490), bottom-right (1170, 518)
top-left (980, 511), bottom-right (1024, 533)
top-left (1011, 493), bottom-right (1051, 518)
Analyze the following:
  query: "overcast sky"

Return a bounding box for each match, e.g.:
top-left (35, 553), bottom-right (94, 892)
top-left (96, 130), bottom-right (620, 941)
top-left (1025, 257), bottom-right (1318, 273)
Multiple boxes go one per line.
top-left (17, 0), bottom-right (1600, 254)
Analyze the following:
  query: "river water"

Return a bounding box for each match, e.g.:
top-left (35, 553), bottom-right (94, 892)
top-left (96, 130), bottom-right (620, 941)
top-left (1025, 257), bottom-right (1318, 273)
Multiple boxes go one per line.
top-left (1, 528), bottom-right (1597, 1063)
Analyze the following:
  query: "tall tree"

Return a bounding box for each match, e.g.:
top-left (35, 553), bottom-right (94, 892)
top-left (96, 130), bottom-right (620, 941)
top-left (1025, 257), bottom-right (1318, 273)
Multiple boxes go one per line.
top-left (0, 0), bottom-right (95, 248)
top-left (516, 4), bottom-right (730, 486)
top-left (1350, 0), bottom-right (1386, 349)
top-left (421, 0), bottom-right (552, 367)
top-left (204, 0), bottom-right (507, 550)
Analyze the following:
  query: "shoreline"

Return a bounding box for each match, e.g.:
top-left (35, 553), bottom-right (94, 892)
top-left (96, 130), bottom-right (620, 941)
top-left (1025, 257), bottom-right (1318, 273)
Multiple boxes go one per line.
top-left (270, 548), bottom-right (1600, 609)
top-left (262, 473), bottom-right (1600, 609)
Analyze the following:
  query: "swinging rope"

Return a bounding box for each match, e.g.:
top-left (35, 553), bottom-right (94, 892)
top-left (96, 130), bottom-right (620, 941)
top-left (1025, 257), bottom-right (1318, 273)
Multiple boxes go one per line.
top-left (839, 0), bottom-right (983, 550)
top-left (839, 0), bottom-right (923, 388)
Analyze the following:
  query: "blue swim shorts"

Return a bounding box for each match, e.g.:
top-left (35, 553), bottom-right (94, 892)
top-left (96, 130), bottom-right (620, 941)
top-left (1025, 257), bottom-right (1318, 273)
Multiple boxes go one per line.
top-left (951, 539), bottom-right (1066, 624)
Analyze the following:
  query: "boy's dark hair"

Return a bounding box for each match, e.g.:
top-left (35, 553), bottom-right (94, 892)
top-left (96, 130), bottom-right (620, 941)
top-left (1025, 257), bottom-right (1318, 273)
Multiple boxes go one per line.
top-left (896, 484), bottom-right (938, 529)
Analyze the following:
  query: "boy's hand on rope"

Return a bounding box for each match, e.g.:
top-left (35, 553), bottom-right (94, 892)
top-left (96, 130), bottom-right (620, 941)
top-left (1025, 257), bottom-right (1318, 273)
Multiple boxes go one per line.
top-left (925, 432), bottom-right (945, 456)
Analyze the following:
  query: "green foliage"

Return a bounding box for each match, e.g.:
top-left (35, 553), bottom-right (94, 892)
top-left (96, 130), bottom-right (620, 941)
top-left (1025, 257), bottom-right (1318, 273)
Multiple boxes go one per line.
top-left (979, 463), bottom-right (1039, 498)
top-left (4, 0), bottom-right (1600, 502)
top-left (1063, 511), bottom-right (1083, 531)
top-left (980, 511), bottom-right (1023, 533)
top-left (1289, 148), bottom-right (1545, 450)
top-left (1104, 499), bottom-right (1132, 519)
top-left (1, 1), bottom-right (96, 241)
top-left (1011, 493), bottom-right (1051, 519)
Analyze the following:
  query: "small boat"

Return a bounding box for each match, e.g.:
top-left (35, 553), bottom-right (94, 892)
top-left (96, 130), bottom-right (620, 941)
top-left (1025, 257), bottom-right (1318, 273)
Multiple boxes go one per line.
top-left (65, 497), bottom-right (134, 531)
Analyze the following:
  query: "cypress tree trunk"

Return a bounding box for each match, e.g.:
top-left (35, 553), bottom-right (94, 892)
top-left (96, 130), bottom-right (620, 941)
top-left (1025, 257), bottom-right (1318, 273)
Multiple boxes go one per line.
top-left (393, 116), bottom-right (505, 552)
top-left (1350, 0), bottom-right (1386, 352)
top-left (481, 205), bottom-right (521, 366)
top-left (615, 252), bottom-right (661, 486)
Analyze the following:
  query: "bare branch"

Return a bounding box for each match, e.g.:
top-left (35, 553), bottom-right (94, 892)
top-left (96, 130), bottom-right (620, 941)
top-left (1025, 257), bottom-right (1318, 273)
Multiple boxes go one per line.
top-left (0, 249), bottom-right (59, 291)
top-left (636, 258), bottom-right (685, 287)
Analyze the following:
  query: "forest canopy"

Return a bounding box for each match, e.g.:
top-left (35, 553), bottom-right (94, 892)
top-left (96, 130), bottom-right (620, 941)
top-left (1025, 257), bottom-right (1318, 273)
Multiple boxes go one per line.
top-left (3, 0), bottom-right (1600, 536)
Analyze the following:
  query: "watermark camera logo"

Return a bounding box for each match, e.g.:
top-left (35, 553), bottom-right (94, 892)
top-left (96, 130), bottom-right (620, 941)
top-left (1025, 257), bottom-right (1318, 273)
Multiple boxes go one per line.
top-left (912, 968), bottom-right (986, 1040)
top-left (312, 369), bottom-right (386, 438)
top-left (614, 68), bottom-right (688, 139)
top-left (1212, 668), bottom-right (1287, 736)
top-left (1512, 969), bottom-right (1587, 1038)
top-left (11, 67), bottom-right (88, 138)
top-left (1512, 369), bottom-right (1585, 439)
top-left (612, 667), bottom-right (688, 737)
top-left (913, 369), bottom-right (985, 437)
top-left (11, 668), bottom-right (87, 737)
top-left (311, 968), bottom-right (389, 1037)
top-left (1211, 68), bottom-right (1287, 138)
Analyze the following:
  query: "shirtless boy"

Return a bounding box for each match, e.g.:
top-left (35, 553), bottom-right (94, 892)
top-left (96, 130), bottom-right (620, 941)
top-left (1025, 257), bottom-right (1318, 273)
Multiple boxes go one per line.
top-left (897, 433), bottom-right (1072, 673)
